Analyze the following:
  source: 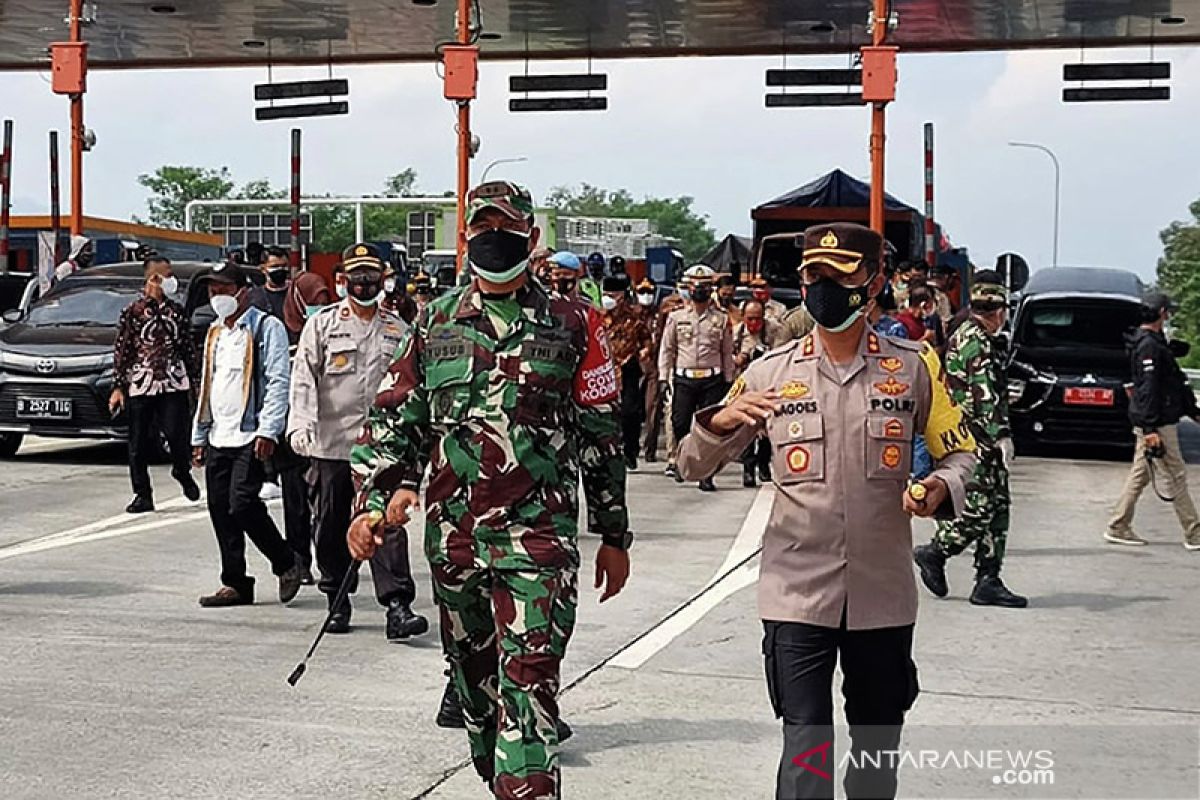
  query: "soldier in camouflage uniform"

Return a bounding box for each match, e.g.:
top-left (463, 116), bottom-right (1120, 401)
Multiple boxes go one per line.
top-left (913, 270), bottom-right (1027, 608)
top-left (348, 181), bottom-right (633, 800)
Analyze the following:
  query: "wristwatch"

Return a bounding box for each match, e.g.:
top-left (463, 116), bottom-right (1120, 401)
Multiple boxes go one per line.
top-left (602, 530), bottom-right (634, 551)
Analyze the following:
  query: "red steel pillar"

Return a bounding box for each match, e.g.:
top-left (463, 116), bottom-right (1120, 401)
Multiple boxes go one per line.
top-left (290, 128), bottom-right (301, 271)
top-left (923, 122), bottom-right (935, 266)
top-left (50, 130), bottom-right (63, 263)
top-left (0, 120), bottom-right (12, 274)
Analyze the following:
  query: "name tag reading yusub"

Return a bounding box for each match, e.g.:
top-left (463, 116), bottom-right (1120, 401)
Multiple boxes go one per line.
top-left (427, 329), bottom-right (472, 361)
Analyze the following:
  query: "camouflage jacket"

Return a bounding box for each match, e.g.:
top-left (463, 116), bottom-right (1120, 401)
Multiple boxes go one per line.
top-left (351, 279), bottom-right (629, 570)
top-left (943, 317), bottom-right (1010, 451)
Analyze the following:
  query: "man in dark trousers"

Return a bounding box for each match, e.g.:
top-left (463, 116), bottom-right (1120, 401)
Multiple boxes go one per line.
top-left (249, 245), bottom-right (318, 583)
top-left (658, 264), bottom-right (734, 491)
top-left (288, 243), bottom-right (430, 638)
top-left (191, 261), bottom-right (304, 608)
top-left (109, 256), bottom-right (202, 513)
top-left (679, 223), bottom-right (976, 800)
top-left (1107, 291), bottom-right (1200, 549)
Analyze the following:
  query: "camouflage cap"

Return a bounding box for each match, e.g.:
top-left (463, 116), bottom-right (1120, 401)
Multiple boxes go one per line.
top-left (467, 180), bottom-right (535, 224)
top-left (970, 269), bottom-right (1009, 305)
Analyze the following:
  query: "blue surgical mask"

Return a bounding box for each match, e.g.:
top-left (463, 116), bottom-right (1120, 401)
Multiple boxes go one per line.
top-left (679, 289), bottom-right (692, 301)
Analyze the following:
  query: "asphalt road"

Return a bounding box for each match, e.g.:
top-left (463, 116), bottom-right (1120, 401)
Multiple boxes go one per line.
top-left (2, 433), bottom-right (1199, 799)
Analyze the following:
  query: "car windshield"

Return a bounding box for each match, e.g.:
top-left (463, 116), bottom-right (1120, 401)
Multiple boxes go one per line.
top-left (1018, 299), bottom-right (1140, 350)
top-left (25, 285), bottom-right (137, 327)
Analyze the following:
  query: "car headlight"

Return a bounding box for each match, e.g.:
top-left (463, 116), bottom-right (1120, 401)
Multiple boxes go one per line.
top-left (1008, 379), bottom-right (1026, 404)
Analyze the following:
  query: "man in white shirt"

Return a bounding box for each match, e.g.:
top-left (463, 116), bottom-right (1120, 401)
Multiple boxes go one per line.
top-left (191, 261), bottom-right (304, 608)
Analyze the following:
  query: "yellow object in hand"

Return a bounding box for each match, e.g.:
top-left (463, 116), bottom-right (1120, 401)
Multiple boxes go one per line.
top-left (907, 483), bottom-right (928, 503)
top-left (367, 510), bottom-right (384, 527)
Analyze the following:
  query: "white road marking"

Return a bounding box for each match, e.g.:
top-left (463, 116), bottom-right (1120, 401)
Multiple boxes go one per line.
top-left (21, 439), bottom-right (112, 455)
top-left (609, 485), bottom-right (773, 670)
top-left (0, 495), bottom-right (281, 562)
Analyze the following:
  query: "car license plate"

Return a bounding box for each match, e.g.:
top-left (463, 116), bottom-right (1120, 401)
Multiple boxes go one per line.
top-left (15, 397), bottom-right (73, 420)
top-left (1063, 387), bottom-right (1114, 407)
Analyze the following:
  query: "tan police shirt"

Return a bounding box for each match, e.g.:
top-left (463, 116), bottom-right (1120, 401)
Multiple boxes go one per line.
top-left (658, 303), bottom-right (735, 383)
top-left (678, 328), bottom-right (977, 630)
top-left (287, 300), bottom-right (408, 460)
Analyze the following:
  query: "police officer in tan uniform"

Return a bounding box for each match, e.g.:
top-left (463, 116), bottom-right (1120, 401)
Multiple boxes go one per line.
top-left (287, 243), bottom-right (430, 640)
top-left (659, 264), bottom-right (734, 491)
top-left (678, 223), bottom-right (976, 800)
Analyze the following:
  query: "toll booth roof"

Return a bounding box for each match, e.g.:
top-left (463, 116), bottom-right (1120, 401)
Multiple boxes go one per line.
top-left (1, 0), bottom-right (1197, 70)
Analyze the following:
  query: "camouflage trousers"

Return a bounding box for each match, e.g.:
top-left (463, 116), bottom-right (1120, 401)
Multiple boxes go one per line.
top-left (933, 451), bottom-right (1010, 576)
top-left (432, 561), bottom-right (578, 800)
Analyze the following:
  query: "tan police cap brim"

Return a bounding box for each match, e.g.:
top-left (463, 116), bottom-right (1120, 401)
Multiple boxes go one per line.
top-left (800, 252), bottom-right (863, 274)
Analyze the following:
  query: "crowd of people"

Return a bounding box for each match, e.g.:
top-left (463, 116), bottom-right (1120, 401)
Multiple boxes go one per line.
top-left (99, 178), bottom-right (1200, 800)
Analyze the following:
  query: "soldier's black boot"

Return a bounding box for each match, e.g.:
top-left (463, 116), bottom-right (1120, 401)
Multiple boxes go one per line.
top-left (970, 574), bottom-right (1028, 608)
top-left (913, 544), bottom-right (949, 598)
top-left (698, 477), bottom-right (717, 492)
top-left (126, 495), bottom-right (154, 514)
top-left (325, 595), bottom-right (352, 634)
top-left (743, 463), bottom-right (757, 489)
top-left (556, 717), bottom-right (574, 742)
top-left (386, 600), bottom-right (430, 641)
top-left (436, 679), bottom-right (466, 729)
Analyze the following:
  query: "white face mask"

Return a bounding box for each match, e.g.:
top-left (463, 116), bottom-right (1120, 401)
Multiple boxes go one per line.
top-left (602, 296), bottom-right (619, 312)
top-left (210, 293), bottom-right (238, 321)
top-left (159, 276), bottom-right (179, 296)
top-left (637, 293), bottom-right (655, 307)
top-left (336, 283), bottom-right (348, 299)
top-left (383, 278), bottom-right (397, 294)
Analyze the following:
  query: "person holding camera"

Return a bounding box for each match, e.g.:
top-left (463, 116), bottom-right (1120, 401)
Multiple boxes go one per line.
top-left (1107, 292), bottom-right (1200, 549)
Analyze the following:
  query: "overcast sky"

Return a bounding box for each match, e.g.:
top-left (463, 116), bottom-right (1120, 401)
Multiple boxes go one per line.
top-left (2, 46), bottom-right (1198, 279)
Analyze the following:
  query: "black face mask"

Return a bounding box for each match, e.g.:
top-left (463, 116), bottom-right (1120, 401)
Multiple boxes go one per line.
top-left (467, 230), bottom-right (530, 282)
top-left (718, 294), bottom-right (734, 308)
top-left (691, 286), bottom-right (713, 303)
top-left (555, 277), bottom-right (577, 295)
top-left (803, 278), bottom-right (870, 332)
top-left (267, 268), bottom-right (290, 287)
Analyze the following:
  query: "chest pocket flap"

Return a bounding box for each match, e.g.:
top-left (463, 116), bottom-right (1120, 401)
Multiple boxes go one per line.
top-left (772, 414), bottom-right (825, 485)
top-left (424, 327), bottom-right (475, 422)
top-left (326, 342), bottom-right (357, 375)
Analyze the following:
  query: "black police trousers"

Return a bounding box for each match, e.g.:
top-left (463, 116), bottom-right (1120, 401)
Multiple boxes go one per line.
top-left (279, 460), bottom-right (314, 571)
top-left (620, 359), bottom-right (646, 463)
top-left (670, 374), bottom-right (728, 446)
top-left (206, 444), bottom-right (296, 597)
top-left (127, 390), bottom-right (192, 500)
top-left (763, 618), bottom-right (918, 800)
top-left (311, 458), bottom-right (416, 607)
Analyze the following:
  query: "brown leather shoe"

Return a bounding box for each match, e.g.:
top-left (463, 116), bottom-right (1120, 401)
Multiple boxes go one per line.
top-left (199, 586), bottom-right (253, 608)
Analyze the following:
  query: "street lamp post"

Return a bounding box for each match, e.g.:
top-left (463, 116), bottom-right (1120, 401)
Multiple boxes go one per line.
top-left (1009, 141), bottom-right (1061, 266)
top-left (481, 156), bottom-right (528, 183)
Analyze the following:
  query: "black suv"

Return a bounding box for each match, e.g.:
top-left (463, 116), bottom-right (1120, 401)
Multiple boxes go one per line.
top-left (1006, 266), bottom-right (1144, 452)
top-left (0, 262), bottom-right (213, 457)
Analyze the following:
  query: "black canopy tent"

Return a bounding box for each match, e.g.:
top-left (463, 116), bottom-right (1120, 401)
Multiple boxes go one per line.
top-left (751, 169), bottom-right (945, 264)
top-left (700, 234), bottom-right (754, 278)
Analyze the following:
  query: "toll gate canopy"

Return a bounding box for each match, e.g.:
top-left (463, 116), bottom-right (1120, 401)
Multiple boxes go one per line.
top-left (0, 0), bottom-right (1197, 70)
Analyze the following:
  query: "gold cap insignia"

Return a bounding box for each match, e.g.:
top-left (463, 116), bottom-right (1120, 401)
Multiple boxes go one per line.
top-left (355, 245), bottom-right (368, 256)
top-left (820, 230), bottom-right (839, 249)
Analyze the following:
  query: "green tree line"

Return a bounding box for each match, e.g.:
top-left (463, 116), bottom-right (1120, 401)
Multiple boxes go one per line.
top-left (137, 167), bottom-right (718, 261)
